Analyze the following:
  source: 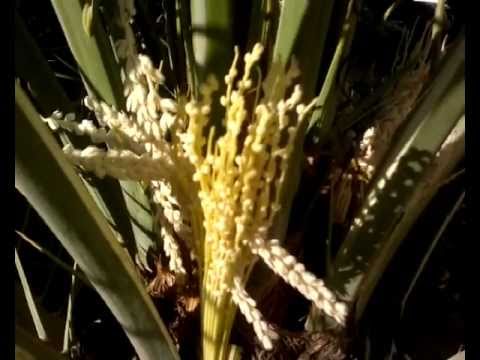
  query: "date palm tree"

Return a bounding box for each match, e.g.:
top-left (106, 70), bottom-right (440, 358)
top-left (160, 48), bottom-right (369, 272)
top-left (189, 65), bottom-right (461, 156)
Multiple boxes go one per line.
top-left (15, 0), bottom-right (464, 359)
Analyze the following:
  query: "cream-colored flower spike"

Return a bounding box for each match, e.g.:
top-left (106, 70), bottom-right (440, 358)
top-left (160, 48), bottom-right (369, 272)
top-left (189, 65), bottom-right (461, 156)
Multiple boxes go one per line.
top-left (44, 26), bottom-right (348, 352)
top-left (250, 238), bottom-right (347, 325)
top-left (42, 111), bottom-right (109, 144)
top-left (230, 277), bottom-right (279, 350)
top-left (182, 43), bottom-right (348, 355)
top-left (113, 0), bottom-right (196, 266)
top-left (43, 0), bottom-right (195, 278)
top-left (151, 179), bottom-right (193, 275)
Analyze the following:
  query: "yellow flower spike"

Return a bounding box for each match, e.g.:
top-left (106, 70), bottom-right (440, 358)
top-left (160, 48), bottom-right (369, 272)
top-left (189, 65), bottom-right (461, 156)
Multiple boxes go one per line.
top-left (178, 43), bottom-right (332, 359)
top-left (57, 35), bottom-right (346, 357)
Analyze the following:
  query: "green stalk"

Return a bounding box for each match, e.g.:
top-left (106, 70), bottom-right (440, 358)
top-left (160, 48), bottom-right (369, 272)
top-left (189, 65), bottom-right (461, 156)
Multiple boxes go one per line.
top-left (383, 0), bottom-right (403, 21)
top-left (62, 263), bottom-right (78, 354)
top-left (189, 3), bottom-right (236, 357)
top-left (177, 0), bottom-right (198, 97)
top-left (308, 0), bottom-right (357, 135)
top-left (272, 0), bottom-right (309, 67)
top-left (15, 248), bottom-right (48, 342)
top-left (190, 0), bottom-right (233, 132)
top-left (15, 283), bottom-right (65, 352)
top-left (14, 11), bottom-right (73, 115)
top-left (247, 0), bottom-right (276, 60)
top-left (190, 0), bottom-right (233, 86)
top-left (16, 325), bottom-right (66, 360)
top-left (15, 83), bottom-right (179, 360)
top-left (431, 0), bottom-right (447, 68)
top-left (162, 0), bottom-right (188, 94)
top-left (274, 0), bottom-right (336, 98)
top-left (227, 345), bottom-right (242, 360)
top-left (50, 0), bottom-right (124, 108)
top-left (16, 231), bottom-right (92, 288)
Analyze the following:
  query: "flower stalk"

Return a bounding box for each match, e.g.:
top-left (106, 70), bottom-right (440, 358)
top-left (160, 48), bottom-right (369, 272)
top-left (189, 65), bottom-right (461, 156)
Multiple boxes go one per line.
top-left (43, 11), bottom-right (348, 355)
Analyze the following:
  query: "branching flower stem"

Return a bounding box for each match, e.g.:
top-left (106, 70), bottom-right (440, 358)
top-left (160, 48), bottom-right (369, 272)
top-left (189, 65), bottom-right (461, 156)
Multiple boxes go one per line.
top-left (42, 3), bottom-right (348, 355)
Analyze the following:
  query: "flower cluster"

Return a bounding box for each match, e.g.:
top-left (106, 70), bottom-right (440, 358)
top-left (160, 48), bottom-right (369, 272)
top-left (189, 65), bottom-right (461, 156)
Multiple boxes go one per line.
top-left (251, 238), bottom-right (347, 325)
top-left (42, 2), bottom-right (348, 352)
top-left (230, 277), bottom-right (279, 350)
top-left (330, 24), bottom-right (432, 226)
top-left (354, 24), bottom-right (432, 183)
